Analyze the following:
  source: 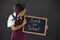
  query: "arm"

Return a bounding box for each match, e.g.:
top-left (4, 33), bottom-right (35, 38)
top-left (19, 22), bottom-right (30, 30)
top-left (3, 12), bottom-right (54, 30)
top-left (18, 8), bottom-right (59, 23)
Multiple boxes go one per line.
top-left (11, 16), bottom-right (26, 31)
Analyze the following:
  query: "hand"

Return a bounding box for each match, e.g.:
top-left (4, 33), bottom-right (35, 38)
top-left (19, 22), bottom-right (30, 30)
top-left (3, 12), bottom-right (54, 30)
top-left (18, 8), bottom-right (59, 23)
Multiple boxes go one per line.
top-left (45, 24), bottom-right (48, 30)
top-left (22, 17), bottom-right (26, 26)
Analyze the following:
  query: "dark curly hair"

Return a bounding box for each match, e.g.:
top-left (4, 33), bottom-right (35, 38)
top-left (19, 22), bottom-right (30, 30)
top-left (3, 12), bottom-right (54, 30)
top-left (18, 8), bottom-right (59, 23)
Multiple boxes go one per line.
top-left (13, 2), bottom-right (25, 26)
top-left (13, 2), bottom-right (25, 15)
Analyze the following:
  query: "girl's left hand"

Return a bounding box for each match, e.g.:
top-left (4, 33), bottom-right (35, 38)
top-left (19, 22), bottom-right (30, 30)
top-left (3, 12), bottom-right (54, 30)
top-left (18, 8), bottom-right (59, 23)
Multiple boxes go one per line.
top-left (45, 24), bottom-right (48, 30)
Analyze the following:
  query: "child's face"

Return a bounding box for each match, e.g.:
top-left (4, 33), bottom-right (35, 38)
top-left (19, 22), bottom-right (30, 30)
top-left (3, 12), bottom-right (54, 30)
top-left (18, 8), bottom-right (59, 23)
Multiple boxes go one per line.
top-left (18, 9), bottom-right (26, 16)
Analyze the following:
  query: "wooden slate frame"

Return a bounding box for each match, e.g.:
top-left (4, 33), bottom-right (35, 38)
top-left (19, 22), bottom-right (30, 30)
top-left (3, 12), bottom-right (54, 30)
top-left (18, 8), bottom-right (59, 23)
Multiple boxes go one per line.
top-left (22, 15), bottom-right (48, 36)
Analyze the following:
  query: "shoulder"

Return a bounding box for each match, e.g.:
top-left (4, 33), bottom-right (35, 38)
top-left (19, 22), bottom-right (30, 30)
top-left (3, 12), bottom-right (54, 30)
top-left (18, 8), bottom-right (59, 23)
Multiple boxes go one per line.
top-left (8, 12), bottom-right (16, 20)
top-left (7, 15), bottom-right (15, 27)
top-left (8, 15), bottom-right (13, 20)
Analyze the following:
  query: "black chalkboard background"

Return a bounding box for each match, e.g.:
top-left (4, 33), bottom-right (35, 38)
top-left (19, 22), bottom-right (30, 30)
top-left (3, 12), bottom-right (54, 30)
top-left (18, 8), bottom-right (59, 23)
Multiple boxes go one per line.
top-left (0, 0), bottom-right (60, 40)
top-left (22, 15), bottom-right (47, 36)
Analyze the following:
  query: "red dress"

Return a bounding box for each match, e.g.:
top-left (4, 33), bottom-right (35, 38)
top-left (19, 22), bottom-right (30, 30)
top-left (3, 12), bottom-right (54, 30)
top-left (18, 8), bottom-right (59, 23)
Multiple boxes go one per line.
top-left (11, 16), bottom-right (27, 40)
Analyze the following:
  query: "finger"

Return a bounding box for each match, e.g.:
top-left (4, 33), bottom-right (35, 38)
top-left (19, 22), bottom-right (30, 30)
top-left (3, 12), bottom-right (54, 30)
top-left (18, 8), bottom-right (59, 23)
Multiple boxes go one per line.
top-left (45, 25), bottom-right (48, 30)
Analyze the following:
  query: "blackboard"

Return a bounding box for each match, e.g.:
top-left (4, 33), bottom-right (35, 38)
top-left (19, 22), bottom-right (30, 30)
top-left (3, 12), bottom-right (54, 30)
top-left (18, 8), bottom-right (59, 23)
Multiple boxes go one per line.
top-left (22, 15), bottom-right (48, 36)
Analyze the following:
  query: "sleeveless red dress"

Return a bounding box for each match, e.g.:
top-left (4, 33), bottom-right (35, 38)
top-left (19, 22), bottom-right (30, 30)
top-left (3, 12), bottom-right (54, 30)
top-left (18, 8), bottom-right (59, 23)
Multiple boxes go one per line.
top-left (11, 16), bottom-right (27, 40)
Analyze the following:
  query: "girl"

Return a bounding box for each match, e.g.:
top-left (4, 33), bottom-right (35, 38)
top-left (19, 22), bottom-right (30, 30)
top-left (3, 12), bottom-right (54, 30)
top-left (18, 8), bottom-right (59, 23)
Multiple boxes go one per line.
top-left (7, 2), bottom-right (27, 40)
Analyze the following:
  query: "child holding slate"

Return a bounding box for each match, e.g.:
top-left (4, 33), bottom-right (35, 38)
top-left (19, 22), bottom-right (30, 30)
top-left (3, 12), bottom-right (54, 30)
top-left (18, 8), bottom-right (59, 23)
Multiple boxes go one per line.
top-left (7, 2), bottom-right (27, 40)
top-left (7, 1), bottom-right (48, 40)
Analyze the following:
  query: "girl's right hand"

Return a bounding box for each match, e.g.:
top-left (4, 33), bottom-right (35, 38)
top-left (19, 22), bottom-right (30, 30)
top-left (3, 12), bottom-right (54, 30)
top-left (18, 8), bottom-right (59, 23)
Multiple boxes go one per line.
top-left (22, 17), bottom-right (26, 26)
